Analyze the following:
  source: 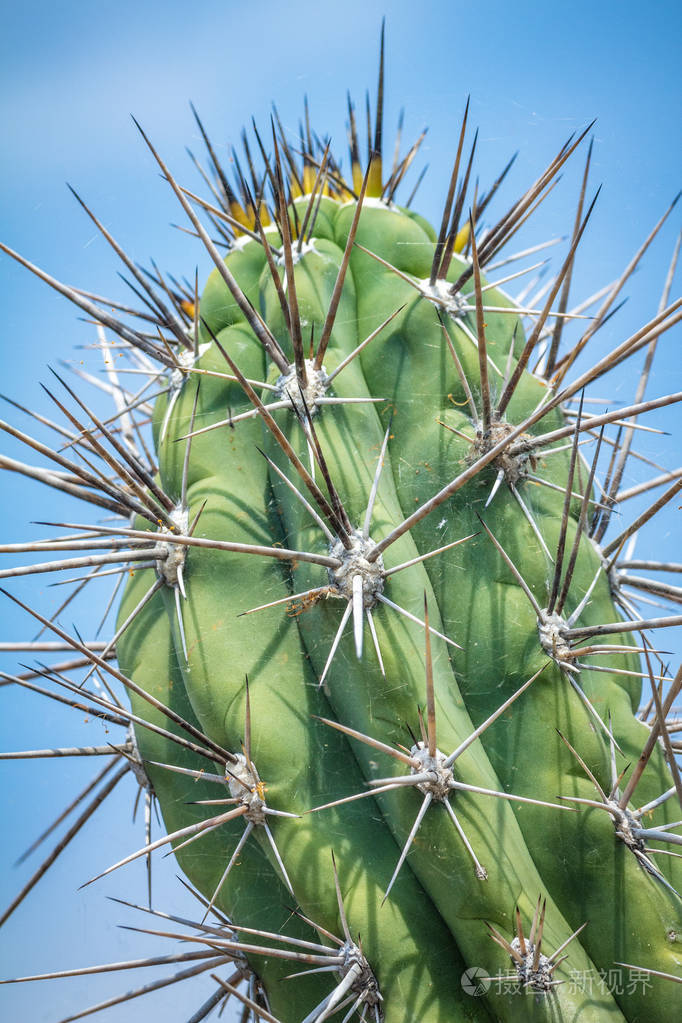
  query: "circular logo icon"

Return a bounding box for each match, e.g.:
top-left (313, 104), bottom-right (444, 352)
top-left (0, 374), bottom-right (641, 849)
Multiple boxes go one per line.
top-left (461, 967), bottom-right (491, 997)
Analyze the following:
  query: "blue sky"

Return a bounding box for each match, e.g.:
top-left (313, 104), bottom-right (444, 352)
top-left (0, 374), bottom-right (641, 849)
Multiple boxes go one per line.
top-left (1, 2), bottom-right (680, 1020)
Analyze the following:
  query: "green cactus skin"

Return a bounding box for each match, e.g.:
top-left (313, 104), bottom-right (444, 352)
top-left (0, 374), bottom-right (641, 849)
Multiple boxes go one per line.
top-left (111, 186), bottom-right (679, 1018)
top-left (1, 44), bottom-right (681, 1023)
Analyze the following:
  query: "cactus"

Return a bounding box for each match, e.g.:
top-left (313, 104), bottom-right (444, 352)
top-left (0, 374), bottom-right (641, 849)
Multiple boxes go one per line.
top-left (1, 29), bottom-right (681, 1023)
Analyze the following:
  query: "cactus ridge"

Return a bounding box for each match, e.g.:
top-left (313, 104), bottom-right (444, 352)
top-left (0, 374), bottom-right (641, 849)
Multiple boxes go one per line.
top-left (1, 29), bottom-right (682, 1023)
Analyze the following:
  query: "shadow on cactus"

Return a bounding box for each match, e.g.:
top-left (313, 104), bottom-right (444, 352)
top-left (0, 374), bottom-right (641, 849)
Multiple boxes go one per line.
top-left (1, 24), bottom-right (681, 1023)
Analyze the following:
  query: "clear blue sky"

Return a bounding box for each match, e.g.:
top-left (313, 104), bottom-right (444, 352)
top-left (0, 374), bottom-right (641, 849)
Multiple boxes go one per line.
top-left (1, 2), bottom-right (680, 1020)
